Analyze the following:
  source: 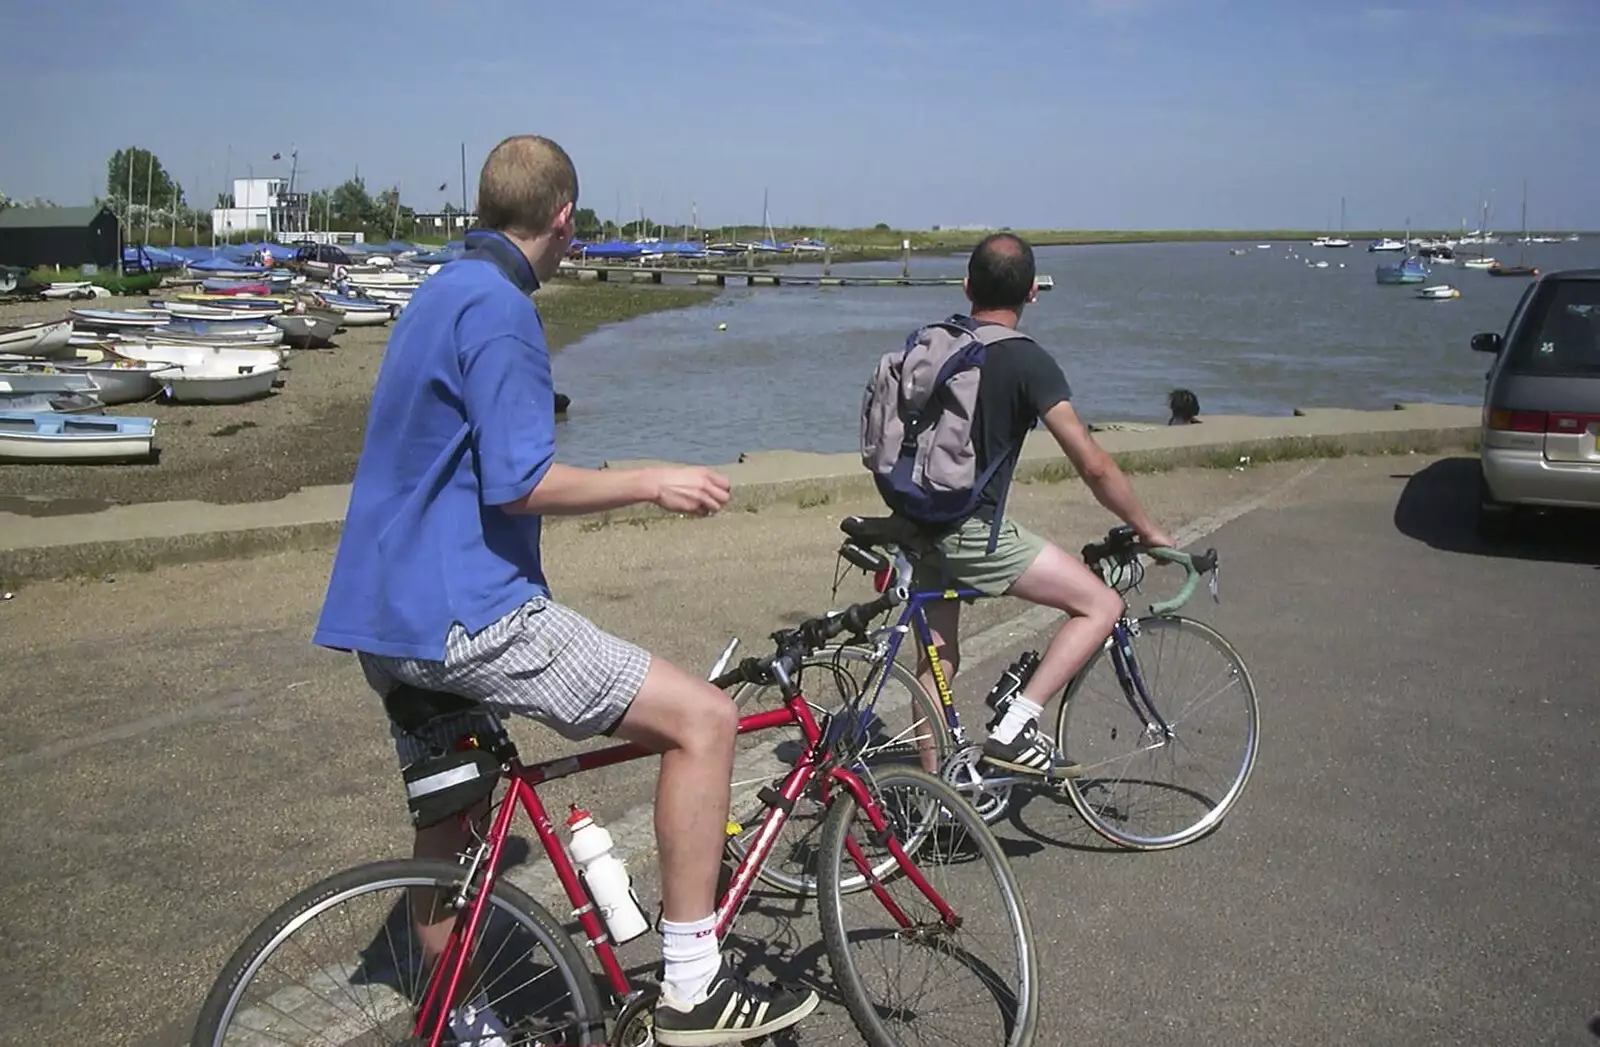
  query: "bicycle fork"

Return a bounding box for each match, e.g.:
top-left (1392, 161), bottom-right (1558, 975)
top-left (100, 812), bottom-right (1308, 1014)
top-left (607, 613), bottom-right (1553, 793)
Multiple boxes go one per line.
top-left (1110, 619), bottom-right (1175, 746)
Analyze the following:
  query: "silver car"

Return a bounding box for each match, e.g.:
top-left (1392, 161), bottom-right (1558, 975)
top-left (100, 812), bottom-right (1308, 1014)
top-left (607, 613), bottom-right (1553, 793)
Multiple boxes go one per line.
top-left (1473, 268), bottom-right (1600, 538)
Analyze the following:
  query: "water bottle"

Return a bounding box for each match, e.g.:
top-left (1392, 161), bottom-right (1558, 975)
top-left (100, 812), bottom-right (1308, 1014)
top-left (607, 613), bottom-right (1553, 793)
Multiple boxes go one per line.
top-left (984, 650), bottom-right (1041, 716)
top-left (565, 806), bottom-right (650, 943)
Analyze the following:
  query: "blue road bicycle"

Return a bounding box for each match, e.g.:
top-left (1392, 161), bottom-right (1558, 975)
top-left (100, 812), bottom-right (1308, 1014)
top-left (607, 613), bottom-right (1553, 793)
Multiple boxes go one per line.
top-left (727, 516), bottom-right (1260, 895)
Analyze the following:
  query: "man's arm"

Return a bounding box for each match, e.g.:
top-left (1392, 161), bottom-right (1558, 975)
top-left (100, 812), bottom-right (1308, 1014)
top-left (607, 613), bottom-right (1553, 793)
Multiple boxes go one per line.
top-left (1040, 400), bottom-right (1173, 547)
top-left (501, 463), bottom-right (729, 517)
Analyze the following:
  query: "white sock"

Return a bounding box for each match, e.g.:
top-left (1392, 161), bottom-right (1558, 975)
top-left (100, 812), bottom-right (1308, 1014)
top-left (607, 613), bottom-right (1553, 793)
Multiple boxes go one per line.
top-left (448, 992), bottom-right (510, 1047)
top-left (991, 694), bottom-right (1043, 744)
top-left (660, 914), bottom-right (721, 1006)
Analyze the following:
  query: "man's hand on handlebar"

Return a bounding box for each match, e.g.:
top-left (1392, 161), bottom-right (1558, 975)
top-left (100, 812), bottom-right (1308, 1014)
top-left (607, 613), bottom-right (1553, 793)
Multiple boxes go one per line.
top-left (1134, 524), bottom-right (1175, 552)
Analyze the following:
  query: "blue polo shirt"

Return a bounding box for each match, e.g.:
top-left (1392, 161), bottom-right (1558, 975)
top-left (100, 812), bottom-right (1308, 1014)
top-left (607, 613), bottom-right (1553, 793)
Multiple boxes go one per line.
top-left (312, 230), bottom-right (556, 660)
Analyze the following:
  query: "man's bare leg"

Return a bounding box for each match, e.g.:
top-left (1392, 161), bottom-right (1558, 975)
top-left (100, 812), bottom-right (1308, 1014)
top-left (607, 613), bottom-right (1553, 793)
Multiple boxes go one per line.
top-left (408, 656), bottom-right (736, 955)
top-left (412, 808), bottom-right (488, 954)
top-left (403, 655), bottom-right (747, 1029)
top-left (613, 660), bottom-right (818, 1037)
top-left (974, 541), bottom-right (1123, 774)
top-left (607, 656), bottom-right (738, 924)
top-left (1004, 542), bottom-right (1123, 702)
top-left (601, 655), bottom-right (738, 1009)
top-left (409, 804), bottom-right (494, 1034)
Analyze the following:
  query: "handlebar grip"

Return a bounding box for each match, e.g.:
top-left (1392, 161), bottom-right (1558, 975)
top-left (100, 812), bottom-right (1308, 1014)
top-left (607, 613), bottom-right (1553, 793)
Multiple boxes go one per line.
top-left (712, 656), bottom-right (770, 690)
top-left (819, 592), bottom-right (892, 643)
top-left (841, 599), bottom-right (877, 636)
top-left (1144, 545), bottom-right (1217, 616)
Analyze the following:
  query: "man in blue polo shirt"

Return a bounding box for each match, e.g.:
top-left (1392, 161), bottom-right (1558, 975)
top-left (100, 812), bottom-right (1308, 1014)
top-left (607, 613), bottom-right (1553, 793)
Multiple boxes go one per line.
top-left (313, 134), bottom-right (816, 1046)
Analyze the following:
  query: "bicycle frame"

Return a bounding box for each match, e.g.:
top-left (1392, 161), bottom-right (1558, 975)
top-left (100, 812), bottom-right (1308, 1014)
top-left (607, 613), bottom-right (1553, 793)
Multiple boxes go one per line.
top-left (853, 582), bottom-right (1171, 755)
top-left (414, 684), bottom-right (959, 1046)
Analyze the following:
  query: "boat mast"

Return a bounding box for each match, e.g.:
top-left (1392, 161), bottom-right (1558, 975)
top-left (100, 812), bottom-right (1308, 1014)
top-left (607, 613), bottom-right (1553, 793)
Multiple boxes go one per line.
top-left (1519, 178), bottom-right (1528, 265)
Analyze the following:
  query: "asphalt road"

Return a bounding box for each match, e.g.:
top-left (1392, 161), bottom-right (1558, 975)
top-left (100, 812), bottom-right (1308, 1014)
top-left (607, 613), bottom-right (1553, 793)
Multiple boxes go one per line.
top-left (967, 453), bottom-right (1600, 1047)
top-left (2, 453), bottom-right (1595, 1046)
top-left (602, 453), bottom-right (1600, 1047)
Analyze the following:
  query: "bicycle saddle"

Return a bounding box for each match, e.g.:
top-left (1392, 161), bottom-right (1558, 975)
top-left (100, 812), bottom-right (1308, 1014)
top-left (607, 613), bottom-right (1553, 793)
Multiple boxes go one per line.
top-left (839, 515), bottom-right (925, 549)
top-left (383, 684), bottom-right (483, 734)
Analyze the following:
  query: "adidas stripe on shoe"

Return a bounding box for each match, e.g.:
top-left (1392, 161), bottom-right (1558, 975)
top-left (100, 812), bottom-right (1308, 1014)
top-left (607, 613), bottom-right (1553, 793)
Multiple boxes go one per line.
top-left (653, 960), bottom-right (819, 1046)
top-left (981, 719), bottom-right (1081, 778)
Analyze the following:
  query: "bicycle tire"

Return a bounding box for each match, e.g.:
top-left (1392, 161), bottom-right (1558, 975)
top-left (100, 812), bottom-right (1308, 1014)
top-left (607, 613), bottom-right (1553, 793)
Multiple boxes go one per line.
top-left (190, 857), bottom-right (606, 1047)
top-left (1054, 615), bottom-right (1260, 850)
top-left (817, 766), bottom-right (1039, 1047)
top-left (726, 644), bottom-right (953, 896)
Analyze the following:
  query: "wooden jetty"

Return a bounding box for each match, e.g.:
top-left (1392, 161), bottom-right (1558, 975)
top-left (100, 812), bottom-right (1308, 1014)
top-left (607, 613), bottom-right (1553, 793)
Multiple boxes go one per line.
top-left (554, 264), bottom-right (1055, 291)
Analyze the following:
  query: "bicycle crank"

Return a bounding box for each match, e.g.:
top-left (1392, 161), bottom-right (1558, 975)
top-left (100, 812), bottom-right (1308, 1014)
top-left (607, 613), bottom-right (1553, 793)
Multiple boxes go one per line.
top-left (611, 985), bottom-right (658, 1046)
top-left (939, 744), bottom-right (1013, 825)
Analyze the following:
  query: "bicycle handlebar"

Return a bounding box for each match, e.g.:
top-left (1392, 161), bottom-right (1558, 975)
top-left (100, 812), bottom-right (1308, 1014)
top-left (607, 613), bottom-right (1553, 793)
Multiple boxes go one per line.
top-left (1143, 546), bottom-right (1217, 615)
top-left (1081, 525), bottom-right (1219, 616)
top-left (711, 585), bottom-right (905, 691)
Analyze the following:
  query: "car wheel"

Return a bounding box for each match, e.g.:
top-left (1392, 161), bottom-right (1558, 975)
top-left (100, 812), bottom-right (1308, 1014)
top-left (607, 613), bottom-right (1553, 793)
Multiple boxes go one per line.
top-left (1476, 473), bottom-right (1516, 541)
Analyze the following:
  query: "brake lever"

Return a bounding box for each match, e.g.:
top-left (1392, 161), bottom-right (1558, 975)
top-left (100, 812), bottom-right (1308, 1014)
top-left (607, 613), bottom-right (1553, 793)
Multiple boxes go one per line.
top-left (707, 637), bottom-right (740, 681)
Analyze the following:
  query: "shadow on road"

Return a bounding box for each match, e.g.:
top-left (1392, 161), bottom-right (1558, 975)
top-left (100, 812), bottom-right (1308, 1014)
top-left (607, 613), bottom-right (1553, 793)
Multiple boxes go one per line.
top-left (1392, 457), bottom-right (1599, 567)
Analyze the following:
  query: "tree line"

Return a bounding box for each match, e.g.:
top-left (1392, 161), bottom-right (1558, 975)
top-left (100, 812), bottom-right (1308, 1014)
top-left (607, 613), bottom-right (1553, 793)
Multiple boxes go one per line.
top-left (5, 147), bottom-right (837, 245)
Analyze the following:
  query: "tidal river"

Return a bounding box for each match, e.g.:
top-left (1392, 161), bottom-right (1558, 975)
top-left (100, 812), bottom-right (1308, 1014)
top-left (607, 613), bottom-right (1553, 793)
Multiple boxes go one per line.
top-left (549, 238), bottom-right (1600, 468)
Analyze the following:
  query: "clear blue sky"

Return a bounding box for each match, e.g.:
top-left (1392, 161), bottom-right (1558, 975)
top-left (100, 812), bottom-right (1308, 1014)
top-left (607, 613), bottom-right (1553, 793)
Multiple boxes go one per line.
top-left (3, 0), bottom-right (1595, 231)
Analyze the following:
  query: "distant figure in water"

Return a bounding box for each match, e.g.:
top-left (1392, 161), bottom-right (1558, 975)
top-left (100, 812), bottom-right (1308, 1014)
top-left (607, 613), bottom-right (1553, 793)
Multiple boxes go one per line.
top-left (1167, 388), bottom-right (1201, 425)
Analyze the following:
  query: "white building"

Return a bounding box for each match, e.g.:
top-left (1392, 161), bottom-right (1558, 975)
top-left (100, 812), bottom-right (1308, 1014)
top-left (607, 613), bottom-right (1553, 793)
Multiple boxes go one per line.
top-left (211, 177), bottom-right (308, 238)
top-left (414, 210), bottom-right (477, 234)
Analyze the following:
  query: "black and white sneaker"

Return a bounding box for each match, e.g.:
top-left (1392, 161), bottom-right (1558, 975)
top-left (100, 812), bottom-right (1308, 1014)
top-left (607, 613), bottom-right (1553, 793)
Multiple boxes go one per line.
top-left (982, 718), bottom-right (1081, 778)
top-left (653, 961), bottom-right (819, 1046)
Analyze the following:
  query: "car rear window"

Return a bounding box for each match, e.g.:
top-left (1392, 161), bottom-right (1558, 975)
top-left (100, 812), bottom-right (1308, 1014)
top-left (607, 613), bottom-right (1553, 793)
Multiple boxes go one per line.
top-left (1507, 280), bottom-right (1600, 377)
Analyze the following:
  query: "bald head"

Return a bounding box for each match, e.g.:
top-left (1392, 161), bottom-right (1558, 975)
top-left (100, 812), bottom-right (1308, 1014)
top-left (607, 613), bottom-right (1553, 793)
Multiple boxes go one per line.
top-left (476, 134), bottom-right (579, 238)
top-left (966, 233), bottom-right (1036, 312)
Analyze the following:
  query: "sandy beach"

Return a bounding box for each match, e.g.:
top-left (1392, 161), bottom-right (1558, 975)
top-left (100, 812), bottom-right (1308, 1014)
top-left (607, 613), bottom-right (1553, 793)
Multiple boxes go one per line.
top-left (0, 281), bottom-right (714, 507)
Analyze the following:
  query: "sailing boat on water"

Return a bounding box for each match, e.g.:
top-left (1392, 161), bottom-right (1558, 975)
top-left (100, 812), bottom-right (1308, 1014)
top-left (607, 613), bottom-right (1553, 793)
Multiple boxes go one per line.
top-left (1488, 180), bottom-right (1538, 278)
top-left (1376, 220), bottom-right (1429, 284)
top-left (1325, 197), bottom-right (1352, 247)
top-left (1460, 201), bottom-right (1500, 268)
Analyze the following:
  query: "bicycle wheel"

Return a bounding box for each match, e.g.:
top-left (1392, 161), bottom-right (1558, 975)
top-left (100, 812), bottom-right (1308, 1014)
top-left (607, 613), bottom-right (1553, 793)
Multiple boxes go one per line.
top-left (1055, 615), bottom-right (1260, 850)
top-left (817, 766), bottom-right (1039, 1047)
top-left (191, 858), bottom-right (606, 1047)
top-left (726, 644), bottom-right (952, 896)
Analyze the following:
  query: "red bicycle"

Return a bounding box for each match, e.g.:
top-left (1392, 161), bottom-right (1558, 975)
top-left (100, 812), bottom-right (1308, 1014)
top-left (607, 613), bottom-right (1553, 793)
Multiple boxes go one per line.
top-left (190, 579), bottom-right (1039, 1047)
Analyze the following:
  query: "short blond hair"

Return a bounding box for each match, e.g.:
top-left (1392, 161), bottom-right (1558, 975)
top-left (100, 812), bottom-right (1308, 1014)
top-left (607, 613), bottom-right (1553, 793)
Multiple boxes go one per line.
top-left (476, 135), bottom-right (579, 236)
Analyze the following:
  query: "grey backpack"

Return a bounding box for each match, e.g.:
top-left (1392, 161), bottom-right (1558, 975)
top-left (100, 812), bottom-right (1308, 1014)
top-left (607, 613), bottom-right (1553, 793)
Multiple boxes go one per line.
top-left (859, 316), bottom-right (1033, 550)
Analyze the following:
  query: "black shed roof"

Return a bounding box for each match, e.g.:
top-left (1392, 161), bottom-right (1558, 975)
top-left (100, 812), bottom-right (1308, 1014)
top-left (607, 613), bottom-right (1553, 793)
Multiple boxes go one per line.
top-left (0, 206), bottom-right (113, 230)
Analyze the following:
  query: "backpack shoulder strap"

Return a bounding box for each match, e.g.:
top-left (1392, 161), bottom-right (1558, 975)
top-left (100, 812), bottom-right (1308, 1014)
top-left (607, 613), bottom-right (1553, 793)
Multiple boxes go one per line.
top-left (909, 317), bottom-right (978, 347)
top-left (969, 322), bottom-right (1036, 348)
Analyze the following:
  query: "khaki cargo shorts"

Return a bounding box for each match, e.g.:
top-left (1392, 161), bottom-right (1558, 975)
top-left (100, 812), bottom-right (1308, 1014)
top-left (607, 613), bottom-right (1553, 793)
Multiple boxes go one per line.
top-left (909, 516), bottom-right (1047, 597)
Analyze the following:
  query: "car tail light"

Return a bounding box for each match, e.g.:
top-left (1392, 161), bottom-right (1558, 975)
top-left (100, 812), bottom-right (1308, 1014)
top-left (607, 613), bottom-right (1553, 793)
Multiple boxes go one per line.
top-left (1487, 409), bottom-right (1547, 433)
top-left (1547, 413), bottom-right (1599, 433)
